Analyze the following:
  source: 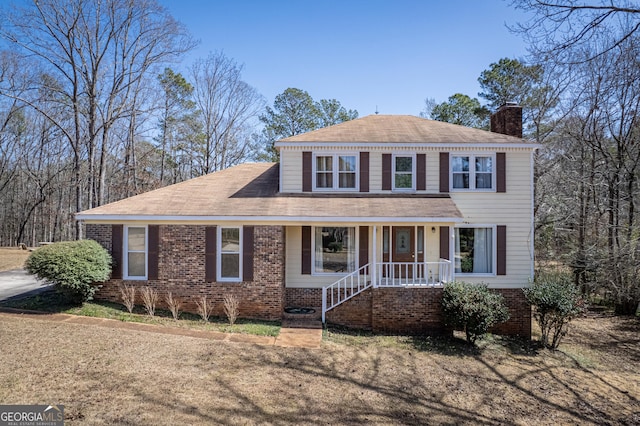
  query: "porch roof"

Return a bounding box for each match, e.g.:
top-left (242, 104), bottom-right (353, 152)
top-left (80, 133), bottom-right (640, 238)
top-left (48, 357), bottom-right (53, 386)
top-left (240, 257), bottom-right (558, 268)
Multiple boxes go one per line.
top-left (77, 163), bottom-right (462, 223)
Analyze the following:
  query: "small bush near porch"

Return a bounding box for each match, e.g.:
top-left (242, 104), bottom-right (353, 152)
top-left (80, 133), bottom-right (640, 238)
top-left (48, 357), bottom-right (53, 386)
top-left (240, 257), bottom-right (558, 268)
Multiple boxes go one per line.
top-left (441, 281), bottom-right (510, 344)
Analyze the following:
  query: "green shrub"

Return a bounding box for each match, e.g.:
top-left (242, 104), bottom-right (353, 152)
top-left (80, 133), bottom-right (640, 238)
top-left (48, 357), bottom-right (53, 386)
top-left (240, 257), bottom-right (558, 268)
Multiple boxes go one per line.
top-left (25, 240), bottom-right (111, 304)
top-left (441, 281), bottom-right (510, 344)
top-left (524, 272), bottom-right (584, 350)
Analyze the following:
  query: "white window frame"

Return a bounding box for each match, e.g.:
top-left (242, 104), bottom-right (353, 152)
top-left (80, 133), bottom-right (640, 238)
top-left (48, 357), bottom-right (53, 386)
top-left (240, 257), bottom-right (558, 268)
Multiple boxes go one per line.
top-left (217, 226), bottom-right (243, 282)
top-left (123, 225), bottom-right (148, 280)
top-left (311, 226), bottom-right (358, 275)
top-left (312, 153), bottom-right (359, 191)
top-left (454, 224), bottom-right (497, 277)
top-left (392, 153), bottom-right (416, 191)
top-left (450, 153), bottom-right (496, 191)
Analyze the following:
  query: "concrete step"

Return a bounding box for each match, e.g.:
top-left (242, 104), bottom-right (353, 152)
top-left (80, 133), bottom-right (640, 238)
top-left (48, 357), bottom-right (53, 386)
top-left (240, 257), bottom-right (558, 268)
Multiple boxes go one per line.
top-left (281, 318), bottom-right (323, 329)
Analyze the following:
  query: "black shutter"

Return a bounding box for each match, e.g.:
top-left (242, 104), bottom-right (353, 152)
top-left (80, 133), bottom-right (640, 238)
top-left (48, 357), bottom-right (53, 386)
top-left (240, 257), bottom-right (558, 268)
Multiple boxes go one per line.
top-left (497, 225), bottom-right (507, 275)
top-left (243, 226), bottom-right (254, 281)
top-left (439, 152), bottom-right (449, 193)
top-left (302, 151), bottom-right (312, 192)
top-left (382, 154), bottom-right (392, 190)
top-left (496, 152), bottom-right (506, 193)
top-left (148, 225), bottom-right (159, 280)
top-left (301, 226), bottom-right (311, 275)
top-left (439, 226), bottom-right (450, 260)
top-left (416, 154), bottom-right (426, 191)
top-left (205, 226), bottom-right (217, 282)
top-left (359, 152), bottom-right (369, 192)
top-left (111, 225), bottom-right (123, 279)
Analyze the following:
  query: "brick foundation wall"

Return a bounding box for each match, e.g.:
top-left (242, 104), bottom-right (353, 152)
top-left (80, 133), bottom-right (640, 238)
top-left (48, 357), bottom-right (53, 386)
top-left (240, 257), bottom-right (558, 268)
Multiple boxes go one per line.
top-left (285, 288), bottom-right (322, 307)
top-left (490, 288), bottom-right (531, 337)
top-left (86, 224), bottom-right (285, 321)
top-left (326, 288), bottom-right (373, 330)
top-left (316, 285), bottom-right (531, 338)
top-left (372, 287), bottom-right (446, 335)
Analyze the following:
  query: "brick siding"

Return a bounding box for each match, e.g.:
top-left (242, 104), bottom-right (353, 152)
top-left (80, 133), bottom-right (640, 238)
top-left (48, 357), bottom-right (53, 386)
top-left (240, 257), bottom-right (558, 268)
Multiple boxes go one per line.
top-left (86, 224), bottom-right (285, 320)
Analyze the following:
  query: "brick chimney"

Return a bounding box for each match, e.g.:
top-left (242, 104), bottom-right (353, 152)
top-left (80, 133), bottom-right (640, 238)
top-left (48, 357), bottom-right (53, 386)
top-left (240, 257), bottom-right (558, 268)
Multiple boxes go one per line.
top-left (490, 102), bottom-right (522, 138)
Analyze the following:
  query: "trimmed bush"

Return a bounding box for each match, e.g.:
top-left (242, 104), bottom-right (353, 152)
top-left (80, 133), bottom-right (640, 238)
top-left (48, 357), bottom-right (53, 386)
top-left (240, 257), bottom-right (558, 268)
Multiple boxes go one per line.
top-left (442, 281), bottom-right (510, 344)
top-left (25, 240), bottom-right (111, 303)
top-left (524, 272), bottom-right (584, 350)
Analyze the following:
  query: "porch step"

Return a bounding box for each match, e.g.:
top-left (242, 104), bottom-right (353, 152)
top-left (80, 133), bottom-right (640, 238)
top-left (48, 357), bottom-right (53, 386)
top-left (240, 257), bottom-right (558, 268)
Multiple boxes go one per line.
top-left (281, 319), bottom-right (323, 329)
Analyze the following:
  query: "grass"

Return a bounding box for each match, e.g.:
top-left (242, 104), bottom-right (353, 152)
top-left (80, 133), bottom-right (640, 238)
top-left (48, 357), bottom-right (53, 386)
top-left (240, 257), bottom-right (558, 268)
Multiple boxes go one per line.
top-left (0, 247), bottom-right (30, 271)
top-left (0, 313), bottom-right (637, 425)
top-left (0, 292), bottom-right (281, 337)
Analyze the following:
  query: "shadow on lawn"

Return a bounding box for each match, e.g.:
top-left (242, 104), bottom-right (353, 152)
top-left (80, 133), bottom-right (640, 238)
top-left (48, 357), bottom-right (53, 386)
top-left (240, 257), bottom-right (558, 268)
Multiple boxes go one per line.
top-left (325, 324), bottom-right (539, 358)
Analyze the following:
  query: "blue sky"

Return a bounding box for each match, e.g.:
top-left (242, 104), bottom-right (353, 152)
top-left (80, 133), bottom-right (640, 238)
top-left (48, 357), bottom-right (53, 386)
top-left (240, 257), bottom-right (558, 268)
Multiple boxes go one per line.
top-left (162, 0), bottom-right (530, 116)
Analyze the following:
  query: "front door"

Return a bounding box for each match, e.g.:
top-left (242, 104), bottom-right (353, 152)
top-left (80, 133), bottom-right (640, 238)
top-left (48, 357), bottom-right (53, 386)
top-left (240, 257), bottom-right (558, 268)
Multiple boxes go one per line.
top-left (392, 226), bottom-right (414, 277)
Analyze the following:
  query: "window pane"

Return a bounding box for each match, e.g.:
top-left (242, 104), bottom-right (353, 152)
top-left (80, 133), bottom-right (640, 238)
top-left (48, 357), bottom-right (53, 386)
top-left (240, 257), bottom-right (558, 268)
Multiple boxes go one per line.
top-left (475, 156), bottom-right (492, 172)
top-left (315, 227), bottom-right (355, 273)
top-left (221, 253), bottom-right (240, 278)
top-left (395, 156), bottom-right (412, 172)
top-left (452, 156), bottom-right (469, 172)
top-left (128, 252), bottom-right (145, 277)
top-left (316, 156), bottom-right (332, 171)
top-left (339, 156), bottom-right (356, 172)
top-left (338, 172), bottom-right (356, 188)
top-left (453, 173), bottom-right (469, 189)
top-left (317, 172), bottom-right (333, 188)
top-left (128, 227), bottom-right (145, 251)
top-left (476, 172), bottom-right (492, 189)
top-left (221, 228), bottom-right (240, 253)
top-left (417, 227), bottom-right (424, 253)
top-left (455, 227), bottom-right (493, 274)
top-left (395, 173), bottom-right (412, 188)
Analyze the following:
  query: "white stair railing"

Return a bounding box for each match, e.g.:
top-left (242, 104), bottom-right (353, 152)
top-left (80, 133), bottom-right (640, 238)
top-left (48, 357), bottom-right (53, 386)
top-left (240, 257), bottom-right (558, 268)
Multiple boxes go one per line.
top-left (322, 264), bottom-right (371, 323)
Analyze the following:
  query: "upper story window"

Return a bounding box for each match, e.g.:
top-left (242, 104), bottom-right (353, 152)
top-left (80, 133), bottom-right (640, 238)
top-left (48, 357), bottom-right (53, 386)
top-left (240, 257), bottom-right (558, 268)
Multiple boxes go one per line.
top-left (393, 155), bottom-right (414, 190)
top-left (451, 154), bottom-right (494, 190)
top-left (314, 154), bottom-right (357, 191)
top-left (124, 226), bottom-right (147, 279)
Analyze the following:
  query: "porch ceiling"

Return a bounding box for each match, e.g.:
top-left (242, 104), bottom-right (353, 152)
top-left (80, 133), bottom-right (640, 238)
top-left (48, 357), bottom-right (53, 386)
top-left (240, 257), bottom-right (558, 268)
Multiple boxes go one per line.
top-left (77, 163), bottom-right (462, 222)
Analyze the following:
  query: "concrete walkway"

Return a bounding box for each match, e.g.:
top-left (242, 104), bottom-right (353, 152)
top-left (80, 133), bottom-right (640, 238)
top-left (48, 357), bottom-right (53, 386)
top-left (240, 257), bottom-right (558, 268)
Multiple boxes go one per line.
top-left (0, 308), bottom-right (323, 349)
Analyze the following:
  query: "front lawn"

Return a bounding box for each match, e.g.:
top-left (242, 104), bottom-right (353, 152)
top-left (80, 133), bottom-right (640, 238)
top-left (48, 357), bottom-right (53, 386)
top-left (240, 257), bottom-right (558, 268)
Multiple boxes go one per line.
top-left (0, 313), bottom-right (637, 425)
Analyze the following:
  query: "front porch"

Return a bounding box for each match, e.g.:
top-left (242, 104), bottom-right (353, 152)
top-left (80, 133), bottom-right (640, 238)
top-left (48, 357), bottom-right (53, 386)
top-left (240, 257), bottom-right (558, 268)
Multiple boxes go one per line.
top-left (321, 259), bottom-right (452, 322)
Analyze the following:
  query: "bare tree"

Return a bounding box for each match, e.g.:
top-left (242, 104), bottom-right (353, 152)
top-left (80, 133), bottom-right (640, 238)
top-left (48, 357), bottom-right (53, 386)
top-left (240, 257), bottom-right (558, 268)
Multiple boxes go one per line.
top-left (190, 52), bottom-right (265, 174)
top-left (0, 0), bottom-right (194, 238)
top-left (512, 0), bottom-right (640, 63)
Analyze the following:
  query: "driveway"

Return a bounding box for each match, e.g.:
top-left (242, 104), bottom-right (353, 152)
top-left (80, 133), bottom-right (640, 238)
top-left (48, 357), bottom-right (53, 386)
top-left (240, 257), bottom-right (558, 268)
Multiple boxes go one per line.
top-left (0, 269), bottom-right (53, 301)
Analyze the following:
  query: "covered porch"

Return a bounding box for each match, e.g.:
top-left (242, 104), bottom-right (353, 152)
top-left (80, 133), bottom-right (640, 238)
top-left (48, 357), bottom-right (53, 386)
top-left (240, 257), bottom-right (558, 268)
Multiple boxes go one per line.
top-left (321, 223), bottom-right (457, 322)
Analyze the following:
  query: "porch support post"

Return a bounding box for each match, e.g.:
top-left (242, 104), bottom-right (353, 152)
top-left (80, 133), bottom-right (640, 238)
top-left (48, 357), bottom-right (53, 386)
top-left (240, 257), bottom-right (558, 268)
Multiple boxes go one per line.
top-left (372, 225), bottom-right (378, 288)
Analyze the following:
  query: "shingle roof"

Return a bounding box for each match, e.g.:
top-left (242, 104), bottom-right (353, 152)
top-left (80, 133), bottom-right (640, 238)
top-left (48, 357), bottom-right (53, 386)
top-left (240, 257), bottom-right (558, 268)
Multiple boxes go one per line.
top-left (277, 114), bottom-right (529, 144)
top-left (77, 163), bottom-right (462, 222)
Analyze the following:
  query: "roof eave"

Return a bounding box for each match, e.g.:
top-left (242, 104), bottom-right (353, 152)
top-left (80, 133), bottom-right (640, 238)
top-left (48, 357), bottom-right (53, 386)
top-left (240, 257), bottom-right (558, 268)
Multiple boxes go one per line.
top-left (77, 214), bottom-right (464, 224)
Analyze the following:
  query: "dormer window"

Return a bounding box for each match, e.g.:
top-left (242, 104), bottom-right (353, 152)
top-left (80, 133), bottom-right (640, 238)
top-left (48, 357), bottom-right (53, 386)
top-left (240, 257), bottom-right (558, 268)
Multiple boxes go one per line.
top-left (313, 154), bottom-right (357, 191)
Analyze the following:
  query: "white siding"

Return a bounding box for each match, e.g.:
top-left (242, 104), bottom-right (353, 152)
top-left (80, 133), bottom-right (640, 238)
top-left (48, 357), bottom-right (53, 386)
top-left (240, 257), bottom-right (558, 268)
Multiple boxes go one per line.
top-left (280, 150), bottom-right (302, 192)
top-left (450, 150), bottom-right (533, 288)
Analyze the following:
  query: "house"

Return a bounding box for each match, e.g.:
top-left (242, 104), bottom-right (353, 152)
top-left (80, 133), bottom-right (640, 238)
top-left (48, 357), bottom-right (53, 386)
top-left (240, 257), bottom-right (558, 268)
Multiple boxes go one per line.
top-left (77, 104), bottom-right (538, 337)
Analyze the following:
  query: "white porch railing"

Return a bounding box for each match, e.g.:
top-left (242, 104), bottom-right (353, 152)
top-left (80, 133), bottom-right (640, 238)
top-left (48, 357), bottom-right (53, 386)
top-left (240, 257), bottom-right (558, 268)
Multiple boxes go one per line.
top-left (321, 260), bottom-right (453, 323)
top-left (321, 264), bottom-right (371, 323)
top-left (376, 259), bottom-right (452, 287)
